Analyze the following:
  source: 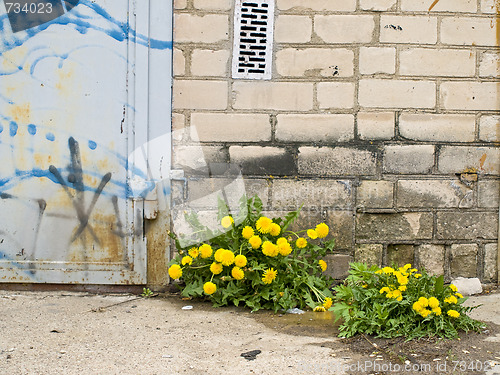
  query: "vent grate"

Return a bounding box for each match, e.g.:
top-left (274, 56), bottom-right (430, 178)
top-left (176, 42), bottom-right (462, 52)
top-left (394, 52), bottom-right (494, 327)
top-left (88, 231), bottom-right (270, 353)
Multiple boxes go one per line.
top-left (232, 0), bottom-right (275, 80)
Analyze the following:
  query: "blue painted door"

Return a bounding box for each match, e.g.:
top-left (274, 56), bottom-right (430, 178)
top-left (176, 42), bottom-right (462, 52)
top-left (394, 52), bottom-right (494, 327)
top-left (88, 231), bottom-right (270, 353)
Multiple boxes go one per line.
top-left (0, 0), bottom-right (172, 284)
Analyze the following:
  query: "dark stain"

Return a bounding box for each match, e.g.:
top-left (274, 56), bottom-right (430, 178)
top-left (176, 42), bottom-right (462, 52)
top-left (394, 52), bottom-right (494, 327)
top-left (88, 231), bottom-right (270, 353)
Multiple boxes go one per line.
top-left (384, 24), bottom-right (403, 31)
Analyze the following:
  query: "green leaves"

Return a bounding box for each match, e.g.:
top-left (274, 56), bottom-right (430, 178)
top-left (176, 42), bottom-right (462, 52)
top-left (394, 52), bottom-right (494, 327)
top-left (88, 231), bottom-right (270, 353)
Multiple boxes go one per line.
top-left (333, 262), bottom-right (484, 339)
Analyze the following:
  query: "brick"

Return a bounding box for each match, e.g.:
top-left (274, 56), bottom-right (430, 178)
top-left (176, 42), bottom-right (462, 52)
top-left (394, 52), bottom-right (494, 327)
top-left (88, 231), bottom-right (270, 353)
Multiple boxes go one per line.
top-left (479, 116), bottom-right (500, 142)
top-left (173, 48), bottom-right (185, 76)
top-left (191, 49), bottom-right (230, 77)
top-left (441, 17), bottom-right (498, 46)
top-left (315, 15), bottom-right (375, 44)
top-left (277, 0), bottom-right (356, 11)
top-left (484, 243), bottom-right (498, 282)
top-left (397, 180), bottom-right (473, 208)
top-left (451, 244), bottom-right (478, 278)
top-left (298, 147), bottom-right (377, 176)
top-left (359, 47), bottom-right (396, 75)
top-left (360, 0), bottom-right (397, 11)
top-left (275, 16), bottom-right (312, 43)
top-left (387, 245), bottom-right (415, 268)
top-left (380, 16), bottom-right (437, 44)
top-left (355, 244), bottom-right (383, 267)
top-left (436, 212), bottom-right (498, 240)
top-left (438, 146), bottom-right (500, 175)
top-left (232, 82), bottom-right (313, 111)
top-left (383, 145), bottom-right (435, 174)
top-left (400, 48), bottom-right (475, 77)
top-left (190, 113), bottom-right (271, 142)
top-left (417, 245), bottom-right (445, 276)
top-left (356, 212), bottom-right (434, 241)
top-left (172, 113), bottom-right (185, 143)
top-left (187, 178), bottom-right (253, 209)
top-left (276, 114), bottom-right (354, 143)
top-left (173, 80), bottom-right (228, 110)
top-left (481, 0), bottom-right (498, 13)
top-left (440, 82), bottom-right (500, 111)
top-left (317, 82), bottom-right (355, 109)
top-left (326, 211), bottom-right (354, 249)
top-left (401, 0), bottom-right (476, 12)
top-left (174, 0), bottom-right (187, 9)
top-left (357, 112), bottom-right (395, 140)
top-left (229, 146), bottom-right (296, 176)
top-left (174, 14), bottom-right (229, 43)
top-left (479, 52), bottom-right (500, 78)
top-left (276, 48), bottom-right (354, 77)
top-left (357, 180), bottom-right (394, 209)
top-left (323, 254), bottom-right (353, 280)
top-left (193, 0), bottom-right (231, 10)
top-left (173, 145), bottom-right (226, 172)
top-left (478, 180), bottom-right (500, 208)
top-left (272, 180), bottom-right (352, 210)
top-left (399, 114), bottom-right (476, 142)
top-left (359, 79), bottom-right (436, 109)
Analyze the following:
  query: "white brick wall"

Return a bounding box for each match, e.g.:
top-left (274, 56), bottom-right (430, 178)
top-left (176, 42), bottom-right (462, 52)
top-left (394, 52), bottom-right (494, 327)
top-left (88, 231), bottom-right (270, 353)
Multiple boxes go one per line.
top-left (172, 2), bottom-right (500, 281)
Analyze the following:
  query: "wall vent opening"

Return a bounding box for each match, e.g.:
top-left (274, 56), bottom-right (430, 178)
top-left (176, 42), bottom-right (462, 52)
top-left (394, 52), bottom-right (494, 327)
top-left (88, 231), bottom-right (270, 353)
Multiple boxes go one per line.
top-left (232, 0), bottom-right (275, 80)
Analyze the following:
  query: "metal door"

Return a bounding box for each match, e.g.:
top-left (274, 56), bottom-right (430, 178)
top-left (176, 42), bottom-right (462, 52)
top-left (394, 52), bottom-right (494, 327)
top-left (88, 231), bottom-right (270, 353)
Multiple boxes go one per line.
top-left (0, 0), bottom-right (172, 284)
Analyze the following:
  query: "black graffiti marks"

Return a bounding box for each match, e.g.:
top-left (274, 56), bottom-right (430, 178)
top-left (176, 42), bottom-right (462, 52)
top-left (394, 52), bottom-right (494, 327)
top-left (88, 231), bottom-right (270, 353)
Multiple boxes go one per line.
top-left (49, 136), bottom-right (112, 244)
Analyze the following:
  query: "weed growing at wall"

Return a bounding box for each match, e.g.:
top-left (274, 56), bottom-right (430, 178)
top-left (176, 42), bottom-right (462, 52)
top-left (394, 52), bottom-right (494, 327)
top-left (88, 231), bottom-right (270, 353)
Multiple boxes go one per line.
top-left (168, 196), bottom-right (335, 312)
top-left (332, 263), bottom-right (484, 339)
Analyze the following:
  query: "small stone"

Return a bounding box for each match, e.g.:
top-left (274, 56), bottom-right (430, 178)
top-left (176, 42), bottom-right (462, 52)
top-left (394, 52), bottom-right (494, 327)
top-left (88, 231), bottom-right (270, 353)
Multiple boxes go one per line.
top-left (162, 354), bottom-right (174, 359)
top-left (450, 277), bottom-right (483, 295)
top-left (182, 305), bottom-right (193, 310)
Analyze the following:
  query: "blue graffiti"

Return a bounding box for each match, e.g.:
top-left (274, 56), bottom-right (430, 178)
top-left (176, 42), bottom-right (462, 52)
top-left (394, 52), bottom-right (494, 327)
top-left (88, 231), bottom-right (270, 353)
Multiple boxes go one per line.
top-left (0, 0), bottom-right (172, 55)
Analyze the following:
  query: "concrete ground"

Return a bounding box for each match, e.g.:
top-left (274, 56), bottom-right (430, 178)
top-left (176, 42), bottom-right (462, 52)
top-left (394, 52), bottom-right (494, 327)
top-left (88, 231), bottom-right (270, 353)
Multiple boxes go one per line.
top-left (0, 290), bottom-right (499, 375)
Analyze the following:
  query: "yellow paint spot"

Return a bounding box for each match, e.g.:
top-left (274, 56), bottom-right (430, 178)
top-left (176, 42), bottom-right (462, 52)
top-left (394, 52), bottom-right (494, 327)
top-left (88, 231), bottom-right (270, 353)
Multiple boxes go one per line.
top-left (7, 103), bottom-right (31, 125)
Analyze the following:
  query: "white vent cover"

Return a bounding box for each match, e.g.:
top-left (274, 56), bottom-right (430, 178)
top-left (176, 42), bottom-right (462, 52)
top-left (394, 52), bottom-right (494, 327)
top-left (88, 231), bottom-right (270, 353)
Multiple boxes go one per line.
top-left (232, 0), bottom-right (275, 80)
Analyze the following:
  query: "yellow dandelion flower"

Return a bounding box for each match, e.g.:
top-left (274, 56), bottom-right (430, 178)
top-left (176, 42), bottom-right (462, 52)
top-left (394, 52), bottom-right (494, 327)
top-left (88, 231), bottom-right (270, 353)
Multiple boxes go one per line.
top-left (380, 287), bottom-right (390, 294)
top-left (181, 256), bottom-right (193, 266)
top-left (362, 284), bottom-right (368, 288)
top-left (323, 297), bottom-right (333, 310)
top-left (210, 262), bottom-right (223, 275)
top-left (432, 307), bottom-right (442, 316)
top-left (234, 254), bottom-right (247, 268)
top-left (418, 297), bottom-right (429, 308)
top-left (188, 247), bottom-right (199, 258)
top-left (256, 216), bottom-right (273, 234)
top-left (214, 249), bottom-right (225, 263)
top-left (315, 223), bottom-right (329, 238)
top-left (262, 241), bottom-right (279, 257)
top-left (375, 270), bottom-right (383, 274)
top-left (168, 264), bottom-right (182, 280)
top-left (397, 275), bottom-right (408, 285)
top-left (314, 306), bottom-right (326, 312)
top-left (447, 309), bottom-right (460, 318)
top-left (410, 268), bottom-right (418, 274)
top-left (420, 309), bottom-right (432, 318)
top-left (319, 259), bottom-right (327, 272)
top-left (444, 296), bottom-right (457, 304)
top-left (231, 266), bottom-right (244, 280)
top-left (248, 235), bottom-right (262, 249)
top-left (262, 268), bottom-right (277, 284)
top-left (455, 293), bottom-right (463, 299)
top-left (221, 216), bottom-right (234, 228)
top-left (199, 244), bottom-right (213, 259)
top-left (414, 273), bottom-right (422, 278)
top-left (398, 285), bottom-right (407, 292)
top-left (270, 223), bottom-right (281, 236)
top-left (382, 267), bottom-right (394, 274)
top-left (296, 238), bottom-right (308, 248)
top-left (412, 301), bottom-right (423, 312)
top-left (221, 250), bottom-right (235, 266)
top-left (307, 229), bottom-right (318, 239)
top-left (278, 241), bottom-right (292, 256)
top-left (449, 284), bottom-right (457, 292)
top-left (403, 264), bottom-right (412, 270)
top-left (428, 297), bottom-right (440, 309)
top-left (396, 296), bottom-right (403, 301)
top-left (242, 226), bottom-right (254, 239)
top-left (391, 289), bottom-right (402, 299)
top-left (276, 237), bottom-right (288, 245)
top-left (203, 281), bottom-right (217, 295)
